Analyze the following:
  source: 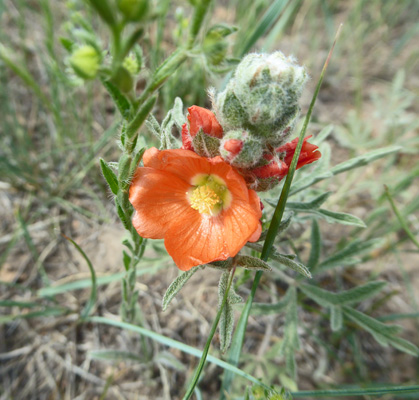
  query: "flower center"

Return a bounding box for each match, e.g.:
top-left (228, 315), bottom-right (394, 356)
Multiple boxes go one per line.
top-left (188, 174), bottom-right (232, 216)
top-left (189, 185), bottom-right (221, 214)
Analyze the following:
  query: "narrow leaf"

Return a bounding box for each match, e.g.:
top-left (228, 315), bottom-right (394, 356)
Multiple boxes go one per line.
top-left (318, 239), bottom-right (383, 271)
top-left (384, 185), bottom-right (419, 250)
top-left (249, 298), bottom-right (288, 315)
top-left (101, 78), bottom-right (131, 118)
top-left (307, 219), bottom-right (321, 271)
top-left (235, 255), bottom-right (272, 271)
top-left (316, 208), bottom-right (366, 227)
top-left (218, 272), bottom-right (239, 353)
top-left (162, 268), bottom-right (199, 311)
top-left (343, 306), bottom-right (402, 337)
top-left (330, 306), bottom-right (343, 331)
top-left (90, 350), bottom-right (142, 362)
top-left (331, 146), bottom-right (401, 175)
top-left (285, 192), bottom-right (332, 211)
top-left (99, 158), bottom-right (119, 195)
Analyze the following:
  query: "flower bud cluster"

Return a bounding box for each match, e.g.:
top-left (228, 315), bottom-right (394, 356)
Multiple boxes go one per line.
top-left (181, 52), bottom-right (320, 191)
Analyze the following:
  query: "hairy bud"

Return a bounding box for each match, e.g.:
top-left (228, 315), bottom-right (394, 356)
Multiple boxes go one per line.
top-left (181, 106), bottom-right (223, 158)
top-left (220, 130), bottom-right (262, 169)
top-left (214, 51), bottom-right (308, 145)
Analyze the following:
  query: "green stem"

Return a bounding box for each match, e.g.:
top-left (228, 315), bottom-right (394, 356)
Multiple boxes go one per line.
top-left (220, 24), bottom-right (343, 398)
top-left (182, 265), bottom-right (237, 400)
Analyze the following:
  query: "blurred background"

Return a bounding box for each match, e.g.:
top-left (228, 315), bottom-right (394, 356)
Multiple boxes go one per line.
top-left (0, 0), bottom-right (418, 399)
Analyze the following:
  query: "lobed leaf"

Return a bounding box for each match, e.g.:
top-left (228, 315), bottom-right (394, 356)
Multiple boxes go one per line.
top-left (301, 281), bottom-right (387, 307)
top-left (317, 239), bottom-right (383, 271)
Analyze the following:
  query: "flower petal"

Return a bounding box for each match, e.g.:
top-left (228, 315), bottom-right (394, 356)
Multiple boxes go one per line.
top-left (188, 106), bottom-right (223, 138)
top-left (129, 167), bottom-right (191, 239)
top-left (164, 211), bottom-right (230, 271)
top-left (165, 193), bottom-right (261, 271)
top-left (143, 147), bottom-right (211, 184)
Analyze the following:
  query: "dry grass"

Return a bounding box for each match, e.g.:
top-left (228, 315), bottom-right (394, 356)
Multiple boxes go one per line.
top-left (1, 0), bottom-right (418, 399)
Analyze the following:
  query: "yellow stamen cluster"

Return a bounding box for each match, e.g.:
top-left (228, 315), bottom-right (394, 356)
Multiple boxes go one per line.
top-left (189, 185), bottom-right (221, 215)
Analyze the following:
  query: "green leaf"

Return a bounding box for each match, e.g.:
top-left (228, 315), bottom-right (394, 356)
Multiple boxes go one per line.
top-left (89, 350), bottom-right (142, 362)
top-left (330, 306), bottom-right (343, 331)
top-left (315, 209), bottom-right (366, 227)
top-left (292, 385), bottom-right (419, 397)
top-left (281, 287), bottom-right (300, 380)
top-left (312, 125), bottom-right (334, 145)
top-left (290, 146), bottom-right (401, 196)
top-left (257, 212), bottom-right (294, 242)
top-left (162, 268), bottom-right (199, 311)
top-left (235, 255), bottom-right (272, 271)
top-left (282, 195), bottom-right (366, 227)
top-left (307, 219), bottom-right (321, 271)
top-left (218, 271), bottom-right (242, 353)
top-left (343, 306), bottom-right (418, 356)
top-left (235, 0), bottom-right (290, 56)
top-left (101, 78), bottom-right (131, 118)
top-left (285, 192), bottom-right (331, 211)
top-left (99, 158), bottom-right (119, 195)
top-left (0, 307), bottom-right (69, 323)
top-left (122, 251), bottom-right (131, 271)
top-left (318, 239), bottom-right (383, 271)
top-left (249, 297), bottom-right (288, 316)
top-left (89, 316), bottom-right (271, 389)
top-left (300, 281), bottom-right (387, 307)
top-left (330, 146), bottom-right (401, 175)
top-left (246, 243), bottom-right (311, 278)
top-left (384, 185), bottom-right (419, 250)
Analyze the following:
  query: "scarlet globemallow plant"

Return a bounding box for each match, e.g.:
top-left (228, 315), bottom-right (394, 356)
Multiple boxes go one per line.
top-left (129, 147), bottom-right (262, 270)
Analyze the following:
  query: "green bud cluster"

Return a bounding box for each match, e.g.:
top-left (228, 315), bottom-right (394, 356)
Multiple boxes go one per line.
top-left (69, 45), bottom-right (101, 80)
top-left (214, 51), bottom-right (308, 147)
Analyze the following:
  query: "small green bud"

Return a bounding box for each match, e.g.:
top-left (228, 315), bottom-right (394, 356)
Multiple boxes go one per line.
top-left (117, 0), bottom-right (149, 21)
top-left (203, 25), bottom-right (236, 66)
top-left (214, 51), bottom-right (308, 144)
top-left (123, 54), bottom-right (140, 75)
top-left (69, 45), bottom-right (100, 80)
top-left (220, 130), bottom-right (263, 169)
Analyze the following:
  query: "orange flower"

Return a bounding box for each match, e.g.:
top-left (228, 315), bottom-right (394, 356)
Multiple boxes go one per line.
top-left (129, 147), bottom-right (262, 271)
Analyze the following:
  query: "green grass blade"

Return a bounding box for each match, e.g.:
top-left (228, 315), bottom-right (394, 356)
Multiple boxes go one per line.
top-left (384, 185), bottom-right (419, 249)
top-left (37, 264), bottom-right (165, 297)
top-left (291, 385), bottom-right (419, 397)
top-left (235, 0), bottom-right (290, 56)
top-left (62, 235), bottom-right (97, 320)
top-left (88, 316), bottom-right (270, 390)
top-left (220, 24), bottom-right (343, 398)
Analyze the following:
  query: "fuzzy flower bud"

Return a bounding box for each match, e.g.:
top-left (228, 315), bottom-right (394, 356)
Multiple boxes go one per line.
top-left (70, 45), bottom-right (100, 80)
top-left (214, 51), bottom-right (308, 145)
top-left (244, 135), bottom-right (321, 191)
top-left (220, 130), bottom-right (262, 169)
top-left (181, 106), bottom-right (223, 158)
